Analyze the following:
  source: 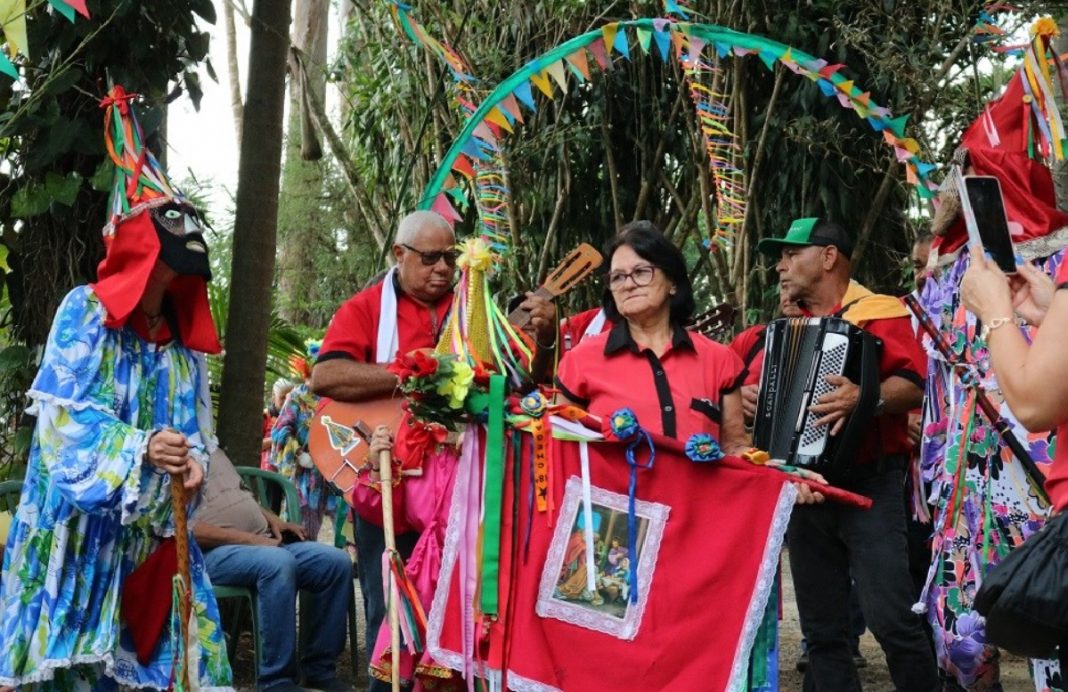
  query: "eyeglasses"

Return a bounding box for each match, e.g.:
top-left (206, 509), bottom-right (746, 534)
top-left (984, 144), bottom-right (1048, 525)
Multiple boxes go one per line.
top-left (607, 265), bottom-right (657, 290)
top-left (402, 244), bottom-right (460, 267)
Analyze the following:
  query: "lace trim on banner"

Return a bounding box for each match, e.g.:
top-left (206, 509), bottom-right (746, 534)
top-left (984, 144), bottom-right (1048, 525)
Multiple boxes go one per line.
top-left (726, 482), bottom-right (796, 692)
top-left (534, 476), bottom-right (670, 641)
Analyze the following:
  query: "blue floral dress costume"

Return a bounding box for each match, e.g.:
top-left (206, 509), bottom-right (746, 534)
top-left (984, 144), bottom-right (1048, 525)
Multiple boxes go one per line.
top-left (0, 286), bottom-right (232, 690)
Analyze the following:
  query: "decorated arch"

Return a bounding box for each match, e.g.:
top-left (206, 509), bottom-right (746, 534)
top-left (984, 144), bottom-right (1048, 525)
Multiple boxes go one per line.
top-left (408, 12), bottom-right (940, 252)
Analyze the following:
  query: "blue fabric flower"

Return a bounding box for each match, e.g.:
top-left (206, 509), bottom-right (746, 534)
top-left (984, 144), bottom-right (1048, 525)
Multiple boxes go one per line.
top-left (610, 408), bottom-right (640, 440)
top-left (685, 433), bottom-right (724, 463)
top-left (520, 391), bottom-right (548, 417)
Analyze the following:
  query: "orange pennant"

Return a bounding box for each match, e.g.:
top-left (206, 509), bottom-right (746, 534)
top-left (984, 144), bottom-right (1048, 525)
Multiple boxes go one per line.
top-left (565, 48), bottom-right (591, 81)
top-left (501, 93), bottom-right (525, 125)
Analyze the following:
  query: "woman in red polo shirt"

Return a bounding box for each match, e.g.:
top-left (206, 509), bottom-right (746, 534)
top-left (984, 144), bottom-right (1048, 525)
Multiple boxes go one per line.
top-left (555, 221), bottom-right (749, 451)
top-left (961, 244), bottom-right (1068, 511)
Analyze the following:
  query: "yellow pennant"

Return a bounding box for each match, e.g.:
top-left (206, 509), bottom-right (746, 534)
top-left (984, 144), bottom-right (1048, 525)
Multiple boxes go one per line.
top-left (0, 0), bottom-right (28, 59)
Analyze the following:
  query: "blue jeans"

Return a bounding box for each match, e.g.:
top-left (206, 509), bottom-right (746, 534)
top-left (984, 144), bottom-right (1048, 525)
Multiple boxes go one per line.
top-left (789, 465), bottom-right (939, 692)
top-left (354, 516), bottom-right (420, 692)
top-left (204, 541), bottom-right (353, 690)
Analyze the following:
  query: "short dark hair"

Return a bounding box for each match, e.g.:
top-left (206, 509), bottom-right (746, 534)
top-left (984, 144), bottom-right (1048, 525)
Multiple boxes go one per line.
top-left (601, 221), bottom-right (696, 324)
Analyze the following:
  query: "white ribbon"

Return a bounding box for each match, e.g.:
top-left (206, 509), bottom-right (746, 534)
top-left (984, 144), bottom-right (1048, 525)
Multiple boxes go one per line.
top-left (375, 267), bottom-right (400, 364)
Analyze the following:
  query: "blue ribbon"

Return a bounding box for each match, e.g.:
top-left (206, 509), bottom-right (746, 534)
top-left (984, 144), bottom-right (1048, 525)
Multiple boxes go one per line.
top-left (610, 408), bottom-right (655, 604)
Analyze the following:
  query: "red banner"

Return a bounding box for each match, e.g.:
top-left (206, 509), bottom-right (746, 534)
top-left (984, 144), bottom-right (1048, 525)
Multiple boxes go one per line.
top-left (427, 433), bottom-right (795, 691)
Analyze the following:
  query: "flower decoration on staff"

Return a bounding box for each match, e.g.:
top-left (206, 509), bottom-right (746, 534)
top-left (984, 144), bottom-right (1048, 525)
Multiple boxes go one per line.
top-left (387, 350), bottom-right (484, 431)
top-left (685, 433), bottom-right (724, 463)
top-left (609, 407), bottom-right (655, 604)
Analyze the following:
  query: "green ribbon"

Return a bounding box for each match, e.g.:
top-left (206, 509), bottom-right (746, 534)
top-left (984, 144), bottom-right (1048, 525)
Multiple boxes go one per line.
top-left (480, 374), bottom-right (507, 617)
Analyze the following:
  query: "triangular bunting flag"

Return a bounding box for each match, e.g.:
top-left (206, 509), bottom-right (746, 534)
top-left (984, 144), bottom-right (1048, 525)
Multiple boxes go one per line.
top-left (757, 50), bottom-right (777, 71)
top-left (836, 91), bottom-right (853, 108)
top-left (65, 0), bottom-right (88, 18)
top-left (818, 63), bottom-right (844, 78)
top-left (636, 27), bottom-right (653, 55)
top-left (895, 146), bottom-right (914, 162)
top-left (565, 49), bottom-right (590, 81)
top-left (917, 161), bottom-right (938, 177)
top-left (817, 79), bottom-right (837, 97)
top-left (0, 47), bottom-right (14, 79)
top-left (472, 121), bottom-right (495, 145)
top-left (485, 106), bottom-right (514, 134)
top-left (501, 93), bottom-right (525, 125)
top-left (530, 69), bottom-right (554, 98)
top-left (837, 80), bottom-right (854, 94)
top-left (882, 130), bottom-right (899, 146)
top-left (452, 154), bottom-right (476, 180)
top-left (867, 116), bottom-right (887, 132)
top-left (904, 163), bottom-right (919, 184)
top-left (431, 193), bottom-right (462, 224)
top-left (602, 23), bottom-right (619, 55)
top-left (853, 91), bottom-right (871, 107)
top-left (652, 26), bottom-right (671, 60)
top-left (514, 81), bottom-right (537, 111)
top-left (715, 41), bottom-right (730, 58)
top-left (588, 38), bottom-right (611, 70)
top-left (887, 114), bottom-right (909, 137)
top-left (899, 137), bottom-right (920, 154)
top-left (48, 0), bottom-right (75, 22)
top-left (461, 139), bottom-right (487, 161)
top-left (613, 25), bottom-right (630, 60)
top-left (443, 173), bottom-right (458, 190)
top-left (687, 37), bottom-right (706, 66)
top-left (1, 0), bottom-right (29, 59)
top-left (665, 0), bottom-right (689, 17)
top-left (546, 59), bottom-right (568, 92)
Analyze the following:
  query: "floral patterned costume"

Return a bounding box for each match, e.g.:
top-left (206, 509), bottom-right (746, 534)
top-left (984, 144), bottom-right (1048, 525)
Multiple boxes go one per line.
top-left (268, 383), bottom-right (332, 538)
top-left (0, 286), bottom-right (232, 690)
top-left (918, 254), bottom-right (1061, 691)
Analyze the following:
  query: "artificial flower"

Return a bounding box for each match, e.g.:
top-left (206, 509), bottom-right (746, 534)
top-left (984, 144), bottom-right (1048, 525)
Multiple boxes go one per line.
top-left (437, 359), bottom-right (474, 408)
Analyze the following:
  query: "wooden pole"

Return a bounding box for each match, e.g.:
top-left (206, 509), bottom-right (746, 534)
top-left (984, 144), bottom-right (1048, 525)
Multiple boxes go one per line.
top-left (171, 479), bottom-right (192, 691)
top-left (378, 450), bottom-right (401, 692)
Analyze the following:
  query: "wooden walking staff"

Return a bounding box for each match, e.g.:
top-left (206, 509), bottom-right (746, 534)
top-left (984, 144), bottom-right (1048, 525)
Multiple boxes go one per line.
top-left (378, 444), bottom-right (401, 692)
top-left (170, 478), bottom-right (194, 691)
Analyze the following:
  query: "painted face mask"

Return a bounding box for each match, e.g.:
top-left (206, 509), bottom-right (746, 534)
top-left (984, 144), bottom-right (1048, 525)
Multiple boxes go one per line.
top-left (149, 201), bottom-right (212, 279)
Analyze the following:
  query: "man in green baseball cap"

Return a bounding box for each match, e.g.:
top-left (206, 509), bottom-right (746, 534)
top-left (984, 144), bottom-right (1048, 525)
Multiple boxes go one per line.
top-left (755, 216), bottom-right (939, 691)
top-left (756, 217), bottom-right (855, 260)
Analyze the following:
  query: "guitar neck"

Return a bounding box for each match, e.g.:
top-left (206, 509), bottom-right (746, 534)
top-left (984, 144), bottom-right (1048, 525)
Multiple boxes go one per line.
top-left (507, 286), bottom-right (554, 329)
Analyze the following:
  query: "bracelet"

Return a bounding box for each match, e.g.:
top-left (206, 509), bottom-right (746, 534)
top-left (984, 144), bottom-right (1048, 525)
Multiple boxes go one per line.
top-left (979, 316), bottom-right (1013, 341)
top-left (536, 335), bottom-right (557, 351)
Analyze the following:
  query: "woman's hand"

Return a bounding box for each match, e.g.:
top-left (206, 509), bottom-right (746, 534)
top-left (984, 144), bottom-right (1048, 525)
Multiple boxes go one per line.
top-left (1009, 261), bottom-right (1055, 326)
top-left (961, 245), bottom-right (1014, 322)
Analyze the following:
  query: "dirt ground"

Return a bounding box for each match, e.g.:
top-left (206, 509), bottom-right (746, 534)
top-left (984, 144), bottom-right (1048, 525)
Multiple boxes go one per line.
top-left (227, 536), bottom-right (1035, 691)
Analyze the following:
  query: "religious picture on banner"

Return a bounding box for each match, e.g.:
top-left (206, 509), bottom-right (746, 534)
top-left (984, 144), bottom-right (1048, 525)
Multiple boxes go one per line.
top-left (536, 476), bottom-right (669, 640)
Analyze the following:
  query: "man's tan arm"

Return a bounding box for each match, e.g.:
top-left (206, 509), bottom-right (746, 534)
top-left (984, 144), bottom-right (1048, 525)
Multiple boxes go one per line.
top-left (310, 359), bottom-right (399, 402)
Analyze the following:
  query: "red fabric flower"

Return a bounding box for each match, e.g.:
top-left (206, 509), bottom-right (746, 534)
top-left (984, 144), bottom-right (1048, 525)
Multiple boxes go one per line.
top-left (387, 349), bottom-right (439, 382)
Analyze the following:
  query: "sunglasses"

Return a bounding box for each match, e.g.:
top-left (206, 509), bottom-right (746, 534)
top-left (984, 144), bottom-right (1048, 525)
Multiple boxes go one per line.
top-left (402, 244), bottom-right (460, 267)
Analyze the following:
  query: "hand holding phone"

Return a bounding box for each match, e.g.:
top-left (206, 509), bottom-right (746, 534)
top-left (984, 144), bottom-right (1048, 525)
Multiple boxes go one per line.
top-left (961, 174), bottom-right (1020, 275)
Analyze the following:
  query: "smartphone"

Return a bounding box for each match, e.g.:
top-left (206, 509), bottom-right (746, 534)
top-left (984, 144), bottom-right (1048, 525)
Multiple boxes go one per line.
top-left (281, 528), bottom-right (304, 545)
top-left (962, 175), bottom-right (1019, 274)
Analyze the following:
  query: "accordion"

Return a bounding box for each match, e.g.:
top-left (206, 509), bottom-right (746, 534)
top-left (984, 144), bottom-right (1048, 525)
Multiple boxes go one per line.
top-left (753, 316), bottom-right (881, 477)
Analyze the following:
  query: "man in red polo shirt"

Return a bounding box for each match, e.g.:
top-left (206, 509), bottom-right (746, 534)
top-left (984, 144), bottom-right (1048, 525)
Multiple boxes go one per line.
top-left (312, 211), bottom-right (556, 691)
top-left (758, 217), bottom-right (938, 692)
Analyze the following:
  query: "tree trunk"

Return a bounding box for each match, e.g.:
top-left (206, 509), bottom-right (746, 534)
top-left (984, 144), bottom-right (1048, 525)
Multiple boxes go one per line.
top-left (223, 0), bottom-right (244, 149)
top-left (276, 0), bottom-right (329, 324)
top-left (217, 0), bottom-right (292, 467)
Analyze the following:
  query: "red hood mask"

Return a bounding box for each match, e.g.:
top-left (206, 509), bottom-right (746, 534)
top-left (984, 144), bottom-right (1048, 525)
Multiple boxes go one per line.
top-left (934, 66), bottom-right (1068, 257)
top-left (90, 86), bottom-right (221, 354)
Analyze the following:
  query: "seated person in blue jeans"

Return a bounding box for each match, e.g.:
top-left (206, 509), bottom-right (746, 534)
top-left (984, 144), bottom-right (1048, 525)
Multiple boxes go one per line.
top-left (193, 449), bottom-right (353, 692)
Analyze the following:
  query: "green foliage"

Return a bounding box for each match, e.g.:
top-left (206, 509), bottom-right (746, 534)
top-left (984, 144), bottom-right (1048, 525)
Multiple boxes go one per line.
top-left (0, 0), bottom-right (216, 473)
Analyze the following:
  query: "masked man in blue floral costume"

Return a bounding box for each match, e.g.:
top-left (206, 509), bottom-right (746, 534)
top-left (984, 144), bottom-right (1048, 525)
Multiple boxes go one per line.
top-left (0, 86), bottom-right (232, 690)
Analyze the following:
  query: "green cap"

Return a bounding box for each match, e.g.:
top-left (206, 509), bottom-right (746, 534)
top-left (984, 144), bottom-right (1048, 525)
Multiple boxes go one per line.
top-left (756, 217), bottom-right (854, 259)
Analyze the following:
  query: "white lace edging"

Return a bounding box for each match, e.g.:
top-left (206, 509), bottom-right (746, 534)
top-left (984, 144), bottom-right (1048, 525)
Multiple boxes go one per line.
top-left (727, 482), bottom-right (796, 692)
top-left (0, 651), bottom-right (233, 690)
top-left (26, 389), bottom-right (115, 417)
top-left (534, 477), bottom-right (669, 641)
top-left (934, 225), bottom-right (1068, 267)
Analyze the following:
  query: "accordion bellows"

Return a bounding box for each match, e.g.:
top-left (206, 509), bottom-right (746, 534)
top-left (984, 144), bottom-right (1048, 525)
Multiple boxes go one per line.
top-left (753, 317), bottom-right (881, 479)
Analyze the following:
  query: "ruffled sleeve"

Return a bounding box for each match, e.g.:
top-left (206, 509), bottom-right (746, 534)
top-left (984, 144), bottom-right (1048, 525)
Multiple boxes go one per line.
top-left (27, 287), bottom-right (162, 524)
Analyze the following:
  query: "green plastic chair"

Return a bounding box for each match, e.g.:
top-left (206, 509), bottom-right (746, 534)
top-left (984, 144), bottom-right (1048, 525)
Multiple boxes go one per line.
top-left (0, 479), bottom-right (23, 514)
top-left (212, 467), bottom-right (301, 671)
